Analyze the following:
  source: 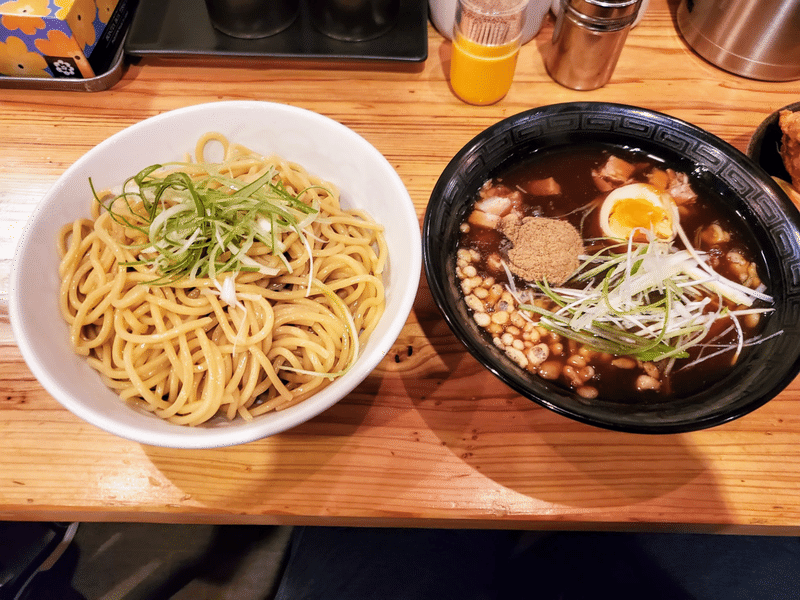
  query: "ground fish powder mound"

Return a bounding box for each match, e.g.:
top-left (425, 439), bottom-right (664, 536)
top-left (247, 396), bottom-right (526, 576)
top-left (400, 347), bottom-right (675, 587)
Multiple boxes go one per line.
top-left (500, 215), bottom-right (583, 285)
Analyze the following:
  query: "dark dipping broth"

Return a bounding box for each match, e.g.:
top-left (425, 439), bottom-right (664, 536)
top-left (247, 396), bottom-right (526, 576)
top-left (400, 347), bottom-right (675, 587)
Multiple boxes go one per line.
top-left (456, 144), bottom-right (771, 403)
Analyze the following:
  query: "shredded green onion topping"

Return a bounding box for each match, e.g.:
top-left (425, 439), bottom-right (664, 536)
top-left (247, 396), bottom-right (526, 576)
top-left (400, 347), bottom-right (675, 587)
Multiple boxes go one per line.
top-left (517, 225), bottom-right (773, 364)
top-left (92, 163), bottom-right (320, 286)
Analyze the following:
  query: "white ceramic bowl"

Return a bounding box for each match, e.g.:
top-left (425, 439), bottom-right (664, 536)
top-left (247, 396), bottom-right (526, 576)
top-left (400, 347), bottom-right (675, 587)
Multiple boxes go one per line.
top-left (9, 101), bottom-right (421, 449)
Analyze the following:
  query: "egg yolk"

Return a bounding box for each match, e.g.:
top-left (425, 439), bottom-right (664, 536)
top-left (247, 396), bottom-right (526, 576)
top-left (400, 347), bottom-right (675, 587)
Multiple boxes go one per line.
top-left (608, 197), bottom-right (671, 238)
top-left (599, 183), bottom-right (676, 240)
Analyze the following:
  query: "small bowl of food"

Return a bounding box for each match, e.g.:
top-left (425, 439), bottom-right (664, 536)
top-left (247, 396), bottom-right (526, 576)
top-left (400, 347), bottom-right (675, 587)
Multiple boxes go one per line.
top-left (424, 102), bottom-right (800, 434)
top-left (747, 101), bottom-right (800, 205)
top-left (10, 101), bottom-right (421, 448)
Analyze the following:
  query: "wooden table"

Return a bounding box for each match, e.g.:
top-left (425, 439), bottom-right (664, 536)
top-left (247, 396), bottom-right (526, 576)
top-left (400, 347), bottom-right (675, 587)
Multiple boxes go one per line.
top-left (2, 0), bottom-right (800, 532)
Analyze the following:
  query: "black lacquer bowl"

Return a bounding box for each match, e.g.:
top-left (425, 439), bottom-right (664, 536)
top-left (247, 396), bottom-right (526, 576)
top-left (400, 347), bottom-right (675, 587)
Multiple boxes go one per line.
top-left (747, 101), bottom-right (800, 184)
top-left (423, 102), bottom-right (800, 434)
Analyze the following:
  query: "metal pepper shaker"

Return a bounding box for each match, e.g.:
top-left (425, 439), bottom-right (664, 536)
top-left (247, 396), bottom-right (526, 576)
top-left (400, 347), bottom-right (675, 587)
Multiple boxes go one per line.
top-left (546, 0), bottom-right (642, 91)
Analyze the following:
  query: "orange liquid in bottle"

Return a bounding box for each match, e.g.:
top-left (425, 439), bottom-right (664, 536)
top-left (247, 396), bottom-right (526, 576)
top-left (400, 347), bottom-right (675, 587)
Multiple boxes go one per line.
top-left (450, 32), bottom-right (520, 106)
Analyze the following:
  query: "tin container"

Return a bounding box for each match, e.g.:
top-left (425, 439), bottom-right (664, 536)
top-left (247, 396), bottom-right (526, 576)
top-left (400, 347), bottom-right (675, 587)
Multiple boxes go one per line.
top-left (677, 0), bottom-right (800, 82)
top-left (546, 0), bottom-right (641, 91)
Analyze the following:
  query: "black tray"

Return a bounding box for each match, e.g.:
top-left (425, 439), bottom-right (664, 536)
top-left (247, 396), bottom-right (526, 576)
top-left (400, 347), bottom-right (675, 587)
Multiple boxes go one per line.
top-left (125, 0), bottom-right (428, 63)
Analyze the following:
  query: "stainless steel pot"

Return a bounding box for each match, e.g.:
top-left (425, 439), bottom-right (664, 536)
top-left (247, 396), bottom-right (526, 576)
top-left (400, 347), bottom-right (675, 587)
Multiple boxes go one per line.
top-left (677, 0), bottom-right (800, 81)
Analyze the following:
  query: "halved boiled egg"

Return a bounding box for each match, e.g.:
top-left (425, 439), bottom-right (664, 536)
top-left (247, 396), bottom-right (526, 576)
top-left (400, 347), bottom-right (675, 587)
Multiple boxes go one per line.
top-left (598, 183), bottom-right (676, 240)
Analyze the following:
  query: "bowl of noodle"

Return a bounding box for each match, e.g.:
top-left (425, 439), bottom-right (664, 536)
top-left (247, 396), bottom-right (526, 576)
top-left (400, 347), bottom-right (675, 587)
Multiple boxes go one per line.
top-left (10, 101), bottom-right (421, 448)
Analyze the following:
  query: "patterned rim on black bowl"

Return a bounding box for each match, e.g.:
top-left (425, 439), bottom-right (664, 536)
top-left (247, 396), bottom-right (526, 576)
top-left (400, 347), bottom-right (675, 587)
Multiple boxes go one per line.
top-left (423, 101), bottom-right (800, 434)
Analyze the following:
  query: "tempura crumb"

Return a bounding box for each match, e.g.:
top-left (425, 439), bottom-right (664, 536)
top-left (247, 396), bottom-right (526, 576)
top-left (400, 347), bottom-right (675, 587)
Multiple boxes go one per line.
top-left (779, 110), bottom-right (800, 189)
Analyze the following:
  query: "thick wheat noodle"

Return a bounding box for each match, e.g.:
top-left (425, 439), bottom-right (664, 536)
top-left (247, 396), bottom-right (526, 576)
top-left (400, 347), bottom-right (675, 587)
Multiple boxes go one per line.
top-left (58, 133), bottom-right (386, 426)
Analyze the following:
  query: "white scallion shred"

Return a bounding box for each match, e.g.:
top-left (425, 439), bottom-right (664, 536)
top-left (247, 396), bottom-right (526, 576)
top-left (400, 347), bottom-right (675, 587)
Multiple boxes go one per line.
top-left (93, 161), bottom-right (322, 305)
top-left (519, 225), bottom-right (774, 363)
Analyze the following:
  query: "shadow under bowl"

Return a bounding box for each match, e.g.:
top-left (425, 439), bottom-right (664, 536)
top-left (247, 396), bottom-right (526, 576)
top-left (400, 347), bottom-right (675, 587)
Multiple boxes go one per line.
top-left (423, 102), bottom-right (800, 434)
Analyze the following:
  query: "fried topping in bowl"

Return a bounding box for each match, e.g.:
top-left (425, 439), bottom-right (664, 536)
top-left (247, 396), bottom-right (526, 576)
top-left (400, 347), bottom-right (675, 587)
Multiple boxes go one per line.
top-left (780, 109), bottom-right (800, 189)
top-left (778, 109), bottom-right (800, 208)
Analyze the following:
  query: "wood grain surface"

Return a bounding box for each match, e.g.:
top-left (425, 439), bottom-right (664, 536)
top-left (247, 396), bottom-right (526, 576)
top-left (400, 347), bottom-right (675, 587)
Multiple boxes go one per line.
top-left (2, 0), bottom-right (800, 531)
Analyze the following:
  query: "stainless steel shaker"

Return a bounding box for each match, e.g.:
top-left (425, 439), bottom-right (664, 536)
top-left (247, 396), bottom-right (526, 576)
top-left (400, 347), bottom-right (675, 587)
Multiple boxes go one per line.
top-left (677, 0), bottom-right (800, 81)
top-left (546, 0), bottom-right (642, 91)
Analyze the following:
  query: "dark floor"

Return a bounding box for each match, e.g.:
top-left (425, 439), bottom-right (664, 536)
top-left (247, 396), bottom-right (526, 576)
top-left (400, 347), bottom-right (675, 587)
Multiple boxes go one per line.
top-left (0, 522), bottom-right (292, 600)
top-left (3, 523), bottom-right (800, 599)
